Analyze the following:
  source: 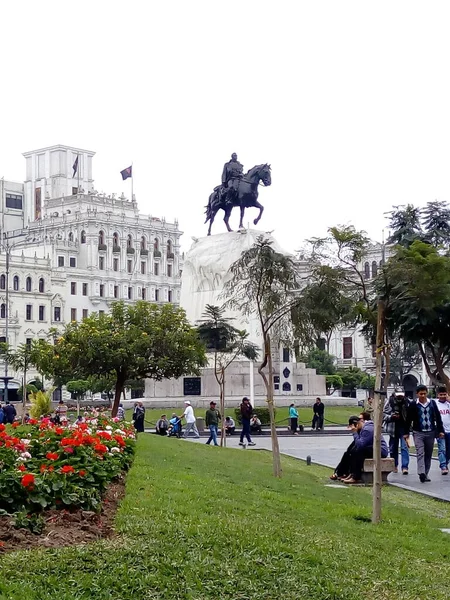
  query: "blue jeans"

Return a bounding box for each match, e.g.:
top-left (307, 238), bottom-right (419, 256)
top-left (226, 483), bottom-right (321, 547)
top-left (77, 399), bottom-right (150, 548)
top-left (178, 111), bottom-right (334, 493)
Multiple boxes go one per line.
top-left (437, 432), bottom-right (450, 470)
top-left (206, 424), bottom-right (218, 446)
top-left (389, 434), bottom-right (410, 470)
top-left (240, 418), bottom-right (252, 443)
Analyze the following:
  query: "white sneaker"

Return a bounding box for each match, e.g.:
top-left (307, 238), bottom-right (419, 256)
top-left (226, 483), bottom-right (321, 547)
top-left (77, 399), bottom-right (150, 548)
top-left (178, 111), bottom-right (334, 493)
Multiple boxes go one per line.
top-left (239, 442), bottom-right (244, 446)
top-left (248, 442), bottom-right (256, 446)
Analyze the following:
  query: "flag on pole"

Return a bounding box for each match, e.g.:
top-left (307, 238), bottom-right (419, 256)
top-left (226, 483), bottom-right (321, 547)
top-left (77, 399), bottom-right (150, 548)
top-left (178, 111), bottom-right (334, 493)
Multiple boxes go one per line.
top-left (72, 155), bottom-right (79, 177)
top-left (120, 166), bottom-right (133, 180)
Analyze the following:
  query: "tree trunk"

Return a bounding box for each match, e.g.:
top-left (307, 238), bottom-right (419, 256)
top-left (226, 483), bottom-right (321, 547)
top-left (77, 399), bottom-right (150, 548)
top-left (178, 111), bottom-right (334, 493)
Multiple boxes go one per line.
top-left (261, 335), bottom-right (282, 478)
top-left (112, 376), bottom-right (125, 417)
top-left (220, 368), bottom-right (226, 447)
top-left (372, 299), bottom-right (385, 524)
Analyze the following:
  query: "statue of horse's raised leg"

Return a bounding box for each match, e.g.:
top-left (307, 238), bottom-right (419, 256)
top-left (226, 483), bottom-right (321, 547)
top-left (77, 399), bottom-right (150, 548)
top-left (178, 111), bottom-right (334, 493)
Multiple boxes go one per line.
top-left (223, 206), bottom-right (233, 232)
top-left (253, 200), bottom-right (264, 226)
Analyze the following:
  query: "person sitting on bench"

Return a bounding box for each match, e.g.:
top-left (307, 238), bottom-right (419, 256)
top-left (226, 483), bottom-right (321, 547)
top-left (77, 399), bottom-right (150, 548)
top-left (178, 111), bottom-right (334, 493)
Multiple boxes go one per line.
top-left (225, 416), bottom-right (235, 436)
top-left (342, 414), bottom-right (389, 485)
top-left (250, 414), bottom-right (262, 435)
top-left (331, 412), bottom-right (370, 481)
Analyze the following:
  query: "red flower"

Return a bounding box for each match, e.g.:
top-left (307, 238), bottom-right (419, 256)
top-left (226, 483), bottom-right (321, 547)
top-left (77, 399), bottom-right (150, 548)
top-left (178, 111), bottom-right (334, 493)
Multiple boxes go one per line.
top-left (79, 470), bottom-right (86, 477)
top-left (64, 447), bottom-right (74, 454)
top-left (40, 464), bottom-right (47, 473)
top-left (94, 443), bottom-right (108, 454)
top-left (18, 464), bottom-right (26, 472)
top-left (54, 427), bottom-right (64, 435)
top-left (21, 474), bottom-right (35, 488)
top-left (48, 465), bottom-right (54, 472)
top-left (46, 452), bottom-right (59, 461)
top-left (0, 424), bottom-right (5, 432)
top-left (61, 465), bottom-right (75, 474)
top-left (28, 419), bottom-right (38, 425)
top-left (97, 431), bottom-right (112, 440)
top-left (114, 435), bottom-right (126, 447)
top-left (11, 422), bottom-right (19, 428)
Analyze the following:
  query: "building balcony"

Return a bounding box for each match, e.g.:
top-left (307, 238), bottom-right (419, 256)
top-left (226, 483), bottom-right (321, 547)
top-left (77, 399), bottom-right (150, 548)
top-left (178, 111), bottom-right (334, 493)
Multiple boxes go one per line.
top-left (112, 245), bottom-right (121, 253)
top-left (98, 244), bottom-right (107, 251)
top-left (154, 250), bottom-right (161, 258)
top-left (89, 295), bottom-right (102, 305)
top-left (363, 357), bottom-right (376, 368)
top-left (167, 252), bottom-right (174, 260)
top-left (336, 358), bottom-right (357, 367)
top-left (126, 247), bottom-right (135, 255)
top-left (140, 248), bottom-right (149, 256)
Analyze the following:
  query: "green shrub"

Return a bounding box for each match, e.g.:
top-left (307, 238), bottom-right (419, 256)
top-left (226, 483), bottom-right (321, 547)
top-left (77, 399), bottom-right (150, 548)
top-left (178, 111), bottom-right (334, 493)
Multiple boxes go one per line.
top-left (234, 406), bottom-right (275, 425)
top-left (29, 389), bottom-right (53, 418)
top-left (17, 384), bottom-right (38, 401)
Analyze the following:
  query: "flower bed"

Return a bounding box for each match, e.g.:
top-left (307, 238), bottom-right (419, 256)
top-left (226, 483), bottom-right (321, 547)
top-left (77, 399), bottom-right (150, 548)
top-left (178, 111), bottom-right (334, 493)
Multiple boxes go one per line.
top-left (0, 417), bottom-right (135, 529)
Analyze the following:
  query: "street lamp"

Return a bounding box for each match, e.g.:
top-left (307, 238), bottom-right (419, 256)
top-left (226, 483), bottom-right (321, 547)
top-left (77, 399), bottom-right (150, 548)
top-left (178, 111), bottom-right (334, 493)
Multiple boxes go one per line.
top-left (0, 229), bottom-right (33, 403)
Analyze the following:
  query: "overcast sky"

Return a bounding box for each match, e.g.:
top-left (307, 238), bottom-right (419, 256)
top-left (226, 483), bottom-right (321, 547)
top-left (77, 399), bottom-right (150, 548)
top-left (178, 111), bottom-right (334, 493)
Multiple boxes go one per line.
top-left (1, 1), bottom-right (450, 252)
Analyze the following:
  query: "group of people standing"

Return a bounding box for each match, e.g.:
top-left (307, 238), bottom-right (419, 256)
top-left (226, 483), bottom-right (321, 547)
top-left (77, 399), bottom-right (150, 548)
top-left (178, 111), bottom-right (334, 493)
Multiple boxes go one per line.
top-left (383, 385), bottom-right (449, 483)
top-left (288, 398), bottom-right (325, 434)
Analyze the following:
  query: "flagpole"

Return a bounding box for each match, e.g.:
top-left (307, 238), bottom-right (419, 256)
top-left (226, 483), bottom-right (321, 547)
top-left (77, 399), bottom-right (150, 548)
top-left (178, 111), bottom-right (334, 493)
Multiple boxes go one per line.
top-left (77, 153), bottom-right (80, 193)
top-left (131, 161), bottom-right (133, 202)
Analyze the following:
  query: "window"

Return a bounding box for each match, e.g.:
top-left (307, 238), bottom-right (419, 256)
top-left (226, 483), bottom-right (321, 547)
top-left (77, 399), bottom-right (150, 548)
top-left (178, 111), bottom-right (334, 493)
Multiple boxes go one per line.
top-left (71, 308), bottom-right (77, 322)
top-left (168, 290), bottom-right (172, 303)
top-left (154, 262), bottom-right (159, 276)
top-left (167, 264), bottom-right (172, 278)
top-left (0, 275), bottom-right (5, 290)
top-left (141, 262), bottom-right (146, 275)
top-left (128, 287), bottom-right (132, 300)
top-left (0, 304), bottom-right (5, 318)
top-left (70, 257), bottom-right (76, 268)
top-left (5, 193), bottom-right (23, 210)
top-left (81, 230), bottom-right (86, 244)
top-left (113, 232), bottom-right (120, 247)
top-left (364, 262), bottom-right (370, 280)
top-left (127, 260), bottom-right (132, 273)
top-left (26, 277), bottom-right (32, 292)
top-left (343, 337), bottom-right (353, 359)
top-left (371, 261), bottom-right (378, 278)
top-left (127, 234), bottom-right (133, 248)
top-left (70, 282), bottom-right (77, 295)
top-left (38, 278), bottom-right (44, 293)
top-left (26, 304), bottom-right (32, 320)
top-left (154, 238), bottom-right (159, 252)
top-left (167, 239), bottom-right (173, 256)
top-left (58, 256), bottom-right (65, 267)
top-left (114, 285), bottom-right (119, 299)
top-left (13, 276), bottom-right (19, 291)
top-left (99, 256), bottom-right (105, 270)
top-left (38, 305), bottom-right (45, 321)
top-left (155, 289), bottom-right (159, 302)
top-left (142, 288), bottom-right (146, 300)
top-left (82, 309), bottom-right (88, 320)
top-left (113, 258), bottom-right (119, 271)
top-left (282, 348), bottom-right (290, 363)
top-left (68, 232), bottom-right (74, 242)
top-left (26, 338), bottom-right (32, 347)
top-left (98, 230), bottom-right (105, 245)
top-left (140, 236), bottom-right (146, 250)
top-left (100, 284), bottom-right (105, 297)
top-left (82, 283), bottom-right (88, 296)
top-left (54, 306), bottom-right (61, 322)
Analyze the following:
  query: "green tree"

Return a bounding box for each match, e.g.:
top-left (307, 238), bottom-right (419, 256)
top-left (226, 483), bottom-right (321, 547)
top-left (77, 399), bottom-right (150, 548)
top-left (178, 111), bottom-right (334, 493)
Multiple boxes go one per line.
top-left (66, 379), bottom-right (90, 416)
top-left (421, 200), bottom-right (450, 247)
top-left (223, 236), bottom-right (302, 477)
top-left (300, 348), bottom-right (336, 375)
top-left (34, 302), bottom-right (207, 417)
top-left (387, 204), bottom-right (423, 247)
top-left (197, 304), bottom-right (258, 447)
top-left (7, 342), bottom-right (40, 421)
top-left (336, 366), bottom-right (367, 392)
top-left (325, 374), bottom-right (343, 394)
top-left (388, 339), bottom-right (420, 387)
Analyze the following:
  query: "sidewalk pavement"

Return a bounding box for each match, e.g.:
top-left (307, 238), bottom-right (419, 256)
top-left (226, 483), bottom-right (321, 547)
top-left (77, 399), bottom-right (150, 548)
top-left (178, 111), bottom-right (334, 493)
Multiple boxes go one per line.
top-left (185, 433), bottom-right (450, 502)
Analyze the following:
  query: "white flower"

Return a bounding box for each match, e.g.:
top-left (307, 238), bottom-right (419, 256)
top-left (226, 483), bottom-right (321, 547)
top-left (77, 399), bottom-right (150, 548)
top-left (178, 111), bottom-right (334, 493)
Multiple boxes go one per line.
top-left (20, 451), bottom-right (31, 459)
top-left (114, 429), bottom-right (126, 436)
top-left (110, 447), bottom-right (120, 453)
top-left (105, 425), bottom-right (113, 431)
top-left (20, 439), bottom-right (31, 445)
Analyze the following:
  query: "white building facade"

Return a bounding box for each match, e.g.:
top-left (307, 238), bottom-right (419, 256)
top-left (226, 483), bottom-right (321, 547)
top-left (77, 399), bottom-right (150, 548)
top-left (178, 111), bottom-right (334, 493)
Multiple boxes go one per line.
top-left (0, 145), bottom-right (182, 400)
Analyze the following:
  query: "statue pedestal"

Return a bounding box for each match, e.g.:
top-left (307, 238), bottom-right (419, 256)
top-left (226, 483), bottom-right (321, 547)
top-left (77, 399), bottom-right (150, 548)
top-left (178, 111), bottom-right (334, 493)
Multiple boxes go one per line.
top-left (180, 230), bottom-right (289, 345)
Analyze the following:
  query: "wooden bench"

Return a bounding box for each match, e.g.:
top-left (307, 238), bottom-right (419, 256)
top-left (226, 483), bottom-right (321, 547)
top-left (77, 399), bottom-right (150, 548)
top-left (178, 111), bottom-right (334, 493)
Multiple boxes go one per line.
top-left (361, 458), bottom-right (395, 484)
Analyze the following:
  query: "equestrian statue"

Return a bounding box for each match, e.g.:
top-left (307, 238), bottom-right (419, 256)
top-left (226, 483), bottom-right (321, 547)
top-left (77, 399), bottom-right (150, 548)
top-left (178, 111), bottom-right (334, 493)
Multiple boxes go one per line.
top-left (205, 153), bottom-right (271, 235)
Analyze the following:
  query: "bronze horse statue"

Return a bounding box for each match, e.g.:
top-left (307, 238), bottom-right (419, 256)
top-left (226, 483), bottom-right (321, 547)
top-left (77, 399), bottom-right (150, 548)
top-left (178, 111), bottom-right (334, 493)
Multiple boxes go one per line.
top-left (205, 164), bottom-right (271, 235)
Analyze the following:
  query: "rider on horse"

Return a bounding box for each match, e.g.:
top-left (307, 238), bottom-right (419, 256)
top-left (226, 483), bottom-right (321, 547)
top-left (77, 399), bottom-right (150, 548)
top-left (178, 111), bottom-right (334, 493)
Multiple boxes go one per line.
top-left (221, 153), bottom-right (244, 206)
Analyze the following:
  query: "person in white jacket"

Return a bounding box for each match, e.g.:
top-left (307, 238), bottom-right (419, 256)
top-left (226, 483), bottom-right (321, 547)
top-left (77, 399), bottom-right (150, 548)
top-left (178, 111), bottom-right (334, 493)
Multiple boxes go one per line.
top-left (182, 401), bottom-right (200, 439)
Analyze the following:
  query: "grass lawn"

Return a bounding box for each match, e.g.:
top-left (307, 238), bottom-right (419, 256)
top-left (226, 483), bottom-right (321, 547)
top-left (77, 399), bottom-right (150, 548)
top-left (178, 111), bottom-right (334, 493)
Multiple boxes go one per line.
top-left (1, 436), bottom-right (450, 599)
top-left (127, 404), bottom-right (358, 427)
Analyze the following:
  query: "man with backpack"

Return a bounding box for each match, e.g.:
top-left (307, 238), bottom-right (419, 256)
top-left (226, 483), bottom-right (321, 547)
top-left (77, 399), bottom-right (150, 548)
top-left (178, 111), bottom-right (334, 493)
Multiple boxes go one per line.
top-left (383, 391), bottom-right (410, 475)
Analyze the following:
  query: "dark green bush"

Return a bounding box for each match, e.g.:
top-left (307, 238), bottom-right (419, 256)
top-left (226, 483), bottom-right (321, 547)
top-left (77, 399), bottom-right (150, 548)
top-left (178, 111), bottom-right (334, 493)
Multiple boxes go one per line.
top-left (234, 406), bottom-right (275, 425)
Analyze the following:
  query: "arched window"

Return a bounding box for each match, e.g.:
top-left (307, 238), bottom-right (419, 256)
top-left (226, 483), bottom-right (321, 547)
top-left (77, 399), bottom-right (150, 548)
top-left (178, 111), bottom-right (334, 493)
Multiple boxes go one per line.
top-left (127, 234), bottom-right (133, 248)
top-left (13, 276), bottom-right (19, 291)
top-left (140, 236), bottom-right (146, 250)
top-left (68, 232), bottom-right (74, 242)
top-left (167, 240), bottom-right (173, 257)
top-left (39, 278), bottom-right (45, 293)
top-left (371, 261), bottom-right (378, 278)
top-left (0, 275), bottom-right (5, 290)
top-left (81, 230), bottom-right (86, 244)
top-left (364, 262), bottom-right (370, 280)
top-left (26, 277), bottom-right (32, 292)
top-left (154, 238), bottom-right (159, 251)
top-left (0, 304), bottom-right (5, 319)
top-left (113, 232), bottom-right (119, 246)
top-left (98, 230), bottom-right (105, 245)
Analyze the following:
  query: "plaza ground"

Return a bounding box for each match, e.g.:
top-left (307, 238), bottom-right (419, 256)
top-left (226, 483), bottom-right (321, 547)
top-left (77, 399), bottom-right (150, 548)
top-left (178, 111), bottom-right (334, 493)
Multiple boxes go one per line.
top-left (1, 435), bottom-right (450, 599)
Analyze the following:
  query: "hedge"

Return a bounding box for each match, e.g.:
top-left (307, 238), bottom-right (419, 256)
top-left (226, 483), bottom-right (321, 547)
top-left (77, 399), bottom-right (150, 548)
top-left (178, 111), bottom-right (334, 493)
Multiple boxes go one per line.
top-left (234, 407), bottom-right (276, 425)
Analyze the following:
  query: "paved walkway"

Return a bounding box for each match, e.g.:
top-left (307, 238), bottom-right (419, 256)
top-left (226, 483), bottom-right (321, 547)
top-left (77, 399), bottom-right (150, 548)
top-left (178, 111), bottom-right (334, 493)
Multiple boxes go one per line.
top-left (186, 433), bottom-right (450, 502)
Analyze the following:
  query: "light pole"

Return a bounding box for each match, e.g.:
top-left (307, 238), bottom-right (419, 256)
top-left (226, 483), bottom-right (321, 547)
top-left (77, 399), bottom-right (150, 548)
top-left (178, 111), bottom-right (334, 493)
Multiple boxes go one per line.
top-left (0, 229), bottom-right (33, 403)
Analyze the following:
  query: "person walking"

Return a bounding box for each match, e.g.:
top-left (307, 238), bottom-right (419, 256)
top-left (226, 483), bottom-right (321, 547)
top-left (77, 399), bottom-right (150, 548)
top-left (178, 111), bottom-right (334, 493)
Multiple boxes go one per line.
top-left (289, 403), bottom-right (299, 434)
top-left (239, 397), bottom-right (256, 446)
top-left (383, 391), bottom-right (410, 475)
top-left (404, 384), bottom-right (445, 483)
top-left (205, 401), bottom-right (221, 446)
top-left (182, 401), bottom-right (200, 439)
top-left (133, 401), bottom-right (145, 433)
top-left (312, 397), bottom-right (324, 430)
top-left (436, 386), bottom-right (450, 475)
